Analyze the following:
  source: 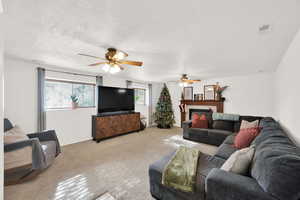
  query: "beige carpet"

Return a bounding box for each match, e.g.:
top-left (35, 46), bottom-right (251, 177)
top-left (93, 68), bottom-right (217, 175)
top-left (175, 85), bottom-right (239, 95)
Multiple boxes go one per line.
top-left (4, 127), bottom-right (217, 200)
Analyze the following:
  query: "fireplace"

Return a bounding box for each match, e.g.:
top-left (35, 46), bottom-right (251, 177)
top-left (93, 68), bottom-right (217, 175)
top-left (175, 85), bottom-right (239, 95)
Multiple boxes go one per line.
top-left (189, 108), bottom-right (212, 120)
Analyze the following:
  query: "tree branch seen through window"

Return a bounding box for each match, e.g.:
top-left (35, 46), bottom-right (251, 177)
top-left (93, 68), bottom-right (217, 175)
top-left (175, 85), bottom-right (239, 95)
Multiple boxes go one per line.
top-left (45, 79), bottom-right (95, 109)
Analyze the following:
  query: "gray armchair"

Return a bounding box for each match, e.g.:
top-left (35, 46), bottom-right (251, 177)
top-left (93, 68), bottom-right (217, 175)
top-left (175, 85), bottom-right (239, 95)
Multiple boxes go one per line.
top-left (4, 118), bottom-right (61, 185)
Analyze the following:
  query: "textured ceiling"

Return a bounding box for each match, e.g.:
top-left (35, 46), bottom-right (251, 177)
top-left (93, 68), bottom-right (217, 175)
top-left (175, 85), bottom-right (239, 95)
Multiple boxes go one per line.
top-left (3, 0), bottom-right (300, 82)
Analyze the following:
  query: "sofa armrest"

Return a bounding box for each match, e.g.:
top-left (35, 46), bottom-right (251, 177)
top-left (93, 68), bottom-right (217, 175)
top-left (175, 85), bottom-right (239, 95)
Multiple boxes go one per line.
top-left (182, 120), bottom-right (192, 138)
top-left (205, 168), bottom-right (275, 200)
top-left (27, 130), bottom-right (61, 156)
top-left (4, 138), bottom-right (47, 169)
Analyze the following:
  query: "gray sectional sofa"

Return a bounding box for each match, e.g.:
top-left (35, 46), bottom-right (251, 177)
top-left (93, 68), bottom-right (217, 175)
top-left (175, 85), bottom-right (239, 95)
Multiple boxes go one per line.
top-left (149, 117), bottom-right (300, 200)
top-left (183, 114), bottom-right (262, 146)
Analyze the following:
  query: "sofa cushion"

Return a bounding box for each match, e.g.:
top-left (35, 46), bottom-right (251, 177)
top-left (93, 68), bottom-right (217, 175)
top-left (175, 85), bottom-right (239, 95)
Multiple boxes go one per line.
top-left (188, 128), bottom-right (209, 144)
top-left (215, 143), bottom-right (238, 160)
top-left (149, 151), bottom-right (224, 200)
top-left (212, 113), bottom-right (240, 121)
top-left (208, 129), bottom-right (233, 146)
top-left (221, 146), bottom-right (255, 175)
top-left (212, 120), bottom-right (234, 132)
top-left (240, 120), bottom-right (259, 129)
top-left (234, 127), bottom-right (260, 149)
top-left (251, 118), bottom-right (300, 200)
top-left (223, 134), bottom-right (236, 145)
top-left (190, 110), bottom-right (213, 128)
top-left (234, 116), bottom-right (263, 133)
top-left (192, 114), bottom-right (208, 129)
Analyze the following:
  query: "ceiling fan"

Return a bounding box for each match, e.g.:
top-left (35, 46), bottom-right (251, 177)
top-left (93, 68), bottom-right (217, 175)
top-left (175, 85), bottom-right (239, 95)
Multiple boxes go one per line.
top-left (78, 48), bottom-right (143, 74)
top-left (179, 74), bottom-right (201, 87)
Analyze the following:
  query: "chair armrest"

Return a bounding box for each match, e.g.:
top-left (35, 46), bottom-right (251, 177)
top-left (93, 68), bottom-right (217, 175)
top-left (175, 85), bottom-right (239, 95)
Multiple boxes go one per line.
top-left (205, 168), bottom-right (275, 200)
top-left (182, 120), bottom-right (192, 138)
top-left (4, 138), bottom-right (38, 152)
top-left (4, 138), bottom-right (47, 169)
top-left (27, 130), bottom-right (61, 156)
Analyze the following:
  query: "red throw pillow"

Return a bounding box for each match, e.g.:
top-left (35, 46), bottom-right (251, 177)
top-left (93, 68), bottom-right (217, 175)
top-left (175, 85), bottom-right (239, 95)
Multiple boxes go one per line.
top-left (192, 114), bottom-right (208, 128)
top-left (234, 127), bottom-right (261, 149)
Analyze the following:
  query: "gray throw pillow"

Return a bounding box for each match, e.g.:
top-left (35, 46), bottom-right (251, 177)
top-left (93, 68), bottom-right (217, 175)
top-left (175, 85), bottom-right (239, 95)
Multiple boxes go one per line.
top-left (221, 145), bottom-right (255, 175)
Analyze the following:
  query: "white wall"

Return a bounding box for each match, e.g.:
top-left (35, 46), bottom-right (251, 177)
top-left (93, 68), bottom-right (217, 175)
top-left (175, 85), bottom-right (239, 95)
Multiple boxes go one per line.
top-left (45, 70), bottom-right (97, 145)
top-left (167, 72), bottom-right (275, 126)
top-left (4, 57), bottom-right (159, 145)
top-left (4, 58), bottom-right (37, 132)
top-left (275, 28), bottom-right (300, 146)
top-left (0, 14), bottom-right (4, 200)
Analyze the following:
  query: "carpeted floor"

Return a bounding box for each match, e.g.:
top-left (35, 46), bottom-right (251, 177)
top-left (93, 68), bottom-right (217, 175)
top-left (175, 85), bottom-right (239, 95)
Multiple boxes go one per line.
top-left (4, 127), bottom-right (217, 200)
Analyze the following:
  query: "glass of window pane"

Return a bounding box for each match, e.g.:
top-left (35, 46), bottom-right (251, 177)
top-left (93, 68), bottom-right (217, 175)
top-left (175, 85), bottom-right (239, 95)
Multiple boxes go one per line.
top-left (45, 81), bottom-right (73, 109)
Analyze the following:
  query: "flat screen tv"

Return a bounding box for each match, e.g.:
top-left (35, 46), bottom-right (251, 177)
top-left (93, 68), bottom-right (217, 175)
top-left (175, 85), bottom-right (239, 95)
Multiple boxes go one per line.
top-left (98, 86), bottom-right (134, 113)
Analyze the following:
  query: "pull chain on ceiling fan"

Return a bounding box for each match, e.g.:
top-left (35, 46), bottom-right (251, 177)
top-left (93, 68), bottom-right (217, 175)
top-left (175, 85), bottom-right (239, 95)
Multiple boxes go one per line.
top-left (78, 48), bottom-right (143, 74)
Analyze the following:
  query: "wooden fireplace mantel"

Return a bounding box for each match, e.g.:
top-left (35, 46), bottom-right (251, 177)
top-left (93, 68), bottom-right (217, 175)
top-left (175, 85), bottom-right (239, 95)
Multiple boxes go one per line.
top-left (180, 100), bottom-right (224, 126)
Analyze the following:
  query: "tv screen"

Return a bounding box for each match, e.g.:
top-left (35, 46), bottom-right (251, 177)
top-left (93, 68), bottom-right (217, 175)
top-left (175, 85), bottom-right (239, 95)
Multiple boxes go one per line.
top-left (98, 86), bottom-right (134, 113)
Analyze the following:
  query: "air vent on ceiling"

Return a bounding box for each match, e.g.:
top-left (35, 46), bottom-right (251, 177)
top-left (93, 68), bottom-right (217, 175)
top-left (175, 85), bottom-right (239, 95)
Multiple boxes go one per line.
top-left (259, 24), bottom-right (271, 32)
top-left (0, 0), bottom-right (3, 13)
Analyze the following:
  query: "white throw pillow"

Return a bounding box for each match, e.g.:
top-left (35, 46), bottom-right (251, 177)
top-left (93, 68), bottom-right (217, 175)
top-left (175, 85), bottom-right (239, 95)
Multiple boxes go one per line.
top-left (221, 146), bottom-right (255, 175)
top-left (240, 120), bottom-right (259, 129)
top-left (4, 125), bottom-right (28, 144)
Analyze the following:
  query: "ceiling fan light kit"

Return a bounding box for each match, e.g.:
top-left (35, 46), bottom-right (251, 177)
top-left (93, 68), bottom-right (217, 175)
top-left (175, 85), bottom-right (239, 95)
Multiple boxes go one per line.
top-left (179, 82), bottom-right (189, 87)
top-left (179, 74), bottom-right (201, 87)
top-left (102, 63), bottom-right (121, 74)
top-left (79, 48), bottom-right (142, 74)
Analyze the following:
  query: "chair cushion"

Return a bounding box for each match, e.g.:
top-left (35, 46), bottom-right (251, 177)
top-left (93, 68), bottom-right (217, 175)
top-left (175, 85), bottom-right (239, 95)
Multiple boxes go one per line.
top-left (4, 125), bottom-right (28, 144)
top-left (4, 118), bottom-right (14, 132)
top-left (212, 120), bottom-right (234, 132)
top-left (41, 141), bottom-right (57, 166)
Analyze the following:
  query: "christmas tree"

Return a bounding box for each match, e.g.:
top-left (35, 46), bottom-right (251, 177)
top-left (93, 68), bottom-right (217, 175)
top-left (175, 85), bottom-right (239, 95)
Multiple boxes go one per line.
top-left (154, 83), bottom-right (175, 128)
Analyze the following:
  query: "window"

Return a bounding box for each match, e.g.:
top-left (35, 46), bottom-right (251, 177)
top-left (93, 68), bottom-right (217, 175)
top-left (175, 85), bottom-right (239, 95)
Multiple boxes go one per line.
top-left (134, 88), bottom-right (146, 105)
top-left (45, 79), bottom-right (95, 109)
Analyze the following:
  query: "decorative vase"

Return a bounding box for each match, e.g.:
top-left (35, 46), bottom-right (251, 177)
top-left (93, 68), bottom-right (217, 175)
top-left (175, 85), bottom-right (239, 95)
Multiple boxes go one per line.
top-left (72, 102), bottom-right (78, 109)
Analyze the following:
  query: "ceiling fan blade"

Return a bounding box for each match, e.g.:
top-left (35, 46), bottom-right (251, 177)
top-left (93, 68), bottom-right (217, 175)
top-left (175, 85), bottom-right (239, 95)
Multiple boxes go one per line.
top-left (78, 53), bottom-right (106, 60)
top-left (117, 64), bottom-right (125, 70)
top-left (118, 60), bottom-right (143, 66)
top-left (88, 62), bottom-right (108, 66)
top-left (118, 50), bottom-right (128, 57)
top-left (183, 79), bottom-right (201, 83)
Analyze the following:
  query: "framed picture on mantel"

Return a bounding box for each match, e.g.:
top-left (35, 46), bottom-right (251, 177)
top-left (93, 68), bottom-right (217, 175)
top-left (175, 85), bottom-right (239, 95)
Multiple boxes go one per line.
top-left (204, 85), bottom-right (215, 100)
top-left (183, 87), bottom-right (193, 100)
